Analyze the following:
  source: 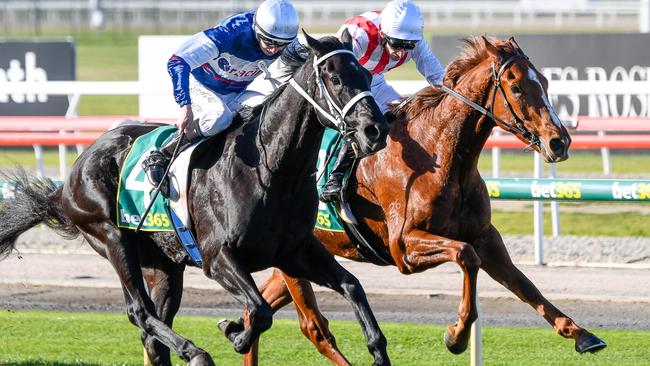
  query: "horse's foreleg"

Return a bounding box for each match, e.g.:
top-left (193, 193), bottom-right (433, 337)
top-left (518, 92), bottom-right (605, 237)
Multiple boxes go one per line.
top-left (279, 236), bottom-right (390, 366)
top-left (400, 229), bottom-right (481, 355)
top-left (474, 225), bottom-right (606, 353)
top-left (141, 262), bottom-right (185, 366)
top-left (82, 228), bottom-right (213, 366)
top-left (204, 245), bottom-right (273, 354)
top-left (221, 268), bottom-right (294, 366)
top-left (282, 272), bottom-right (352, 366)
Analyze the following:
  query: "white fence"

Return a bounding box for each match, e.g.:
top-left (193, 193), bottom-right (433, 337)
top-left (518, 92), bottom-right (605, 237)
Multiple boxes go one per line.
top-left (0, 0), bottom-right (648, 31)
top-left (2, 79), bottom-right (650, 116)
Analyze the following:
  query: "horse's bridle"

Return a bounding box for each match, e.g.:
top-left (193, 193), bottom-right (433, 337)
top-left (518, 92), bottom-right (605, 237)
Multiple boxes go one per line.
top-left (288, 49), bottom-right (374, 144)
top-left (437, 54), bottom-right (541, 150)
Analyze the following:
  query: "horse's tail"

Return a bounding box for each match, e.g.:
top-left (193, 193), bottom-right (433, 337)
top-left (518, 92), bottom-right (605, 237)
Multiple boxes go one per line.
top-left (0, 169), bottom-right (79, 258)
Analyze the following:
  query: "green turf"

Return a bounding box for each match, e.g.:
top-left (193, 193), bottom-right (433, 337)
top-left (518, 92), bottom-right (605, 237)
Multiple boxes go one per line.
top-left (491, 209), bottom-right (650, 237)
top-left (0, 310), bottom-right (647, 366)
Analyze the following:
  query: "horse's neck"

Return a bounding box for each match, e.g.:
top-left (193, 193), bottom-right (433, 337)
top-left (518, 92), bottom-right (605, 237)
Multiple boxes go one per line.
top-left (411, 66), bottom-right (496, 172)
top-left (257, 68), bottom-right (323, 178)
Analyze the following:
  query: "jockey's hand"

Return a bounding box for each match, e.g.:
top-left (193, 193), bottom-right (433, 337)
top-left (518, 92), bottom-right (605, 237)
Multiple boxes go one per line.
top-left (178, 104), bottom-right (194, 132)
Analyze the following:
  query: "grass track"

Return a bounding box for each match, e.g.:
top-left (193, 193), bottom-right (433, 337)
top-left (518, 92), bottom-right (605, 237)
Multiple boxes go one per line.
top-left (1, 310), bottom-right (649, 366)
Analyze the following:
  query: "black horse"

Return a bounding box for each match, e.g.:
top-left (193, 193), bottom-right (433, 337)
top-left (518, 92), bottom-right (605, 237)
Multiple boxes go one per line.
top-left (0, 32), bottom-right (390, 366)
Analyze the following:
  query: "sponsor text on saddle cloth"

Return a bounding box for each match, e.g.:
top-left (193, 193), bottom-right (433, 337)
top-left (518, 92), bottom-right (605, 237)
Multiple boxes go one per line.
top-left (316, 127), bottom-right (349, 232)
top-left (117, 125), bottom-right (184, 231)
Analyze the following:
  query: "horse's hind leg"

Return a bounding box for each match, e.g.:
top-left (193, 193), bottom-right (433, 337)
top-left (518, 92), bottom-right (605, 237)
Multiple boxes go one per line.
top-left (230, 269), bottom-right (351, 366)
top-left (141, 260), bottom-right (185, 366)
top-left (279, 236), bottom-right (389, 366)
top-left (203, 245), bottom-right (273, 354)
top-left (82, 227), bottom-right (214, 365)
top-left (474, 225), bottom-right (606, 353)
top-left (282, 272), bottom-right (352, 366)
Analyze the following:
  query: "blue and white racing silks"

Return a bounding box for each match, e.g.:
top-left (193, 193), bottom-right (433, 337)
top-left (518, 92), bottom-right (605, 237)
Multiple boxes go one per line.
top-left (167, 12), bottom-right (279, 107)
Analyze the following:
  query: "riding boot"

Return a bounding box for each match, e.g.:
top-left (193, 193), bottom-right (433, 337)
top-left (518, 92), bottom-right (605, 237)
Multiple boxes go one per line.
top-left (142, 119), bottom-right (204, 191)
top-left (319, 140), bottom-right (356, 204)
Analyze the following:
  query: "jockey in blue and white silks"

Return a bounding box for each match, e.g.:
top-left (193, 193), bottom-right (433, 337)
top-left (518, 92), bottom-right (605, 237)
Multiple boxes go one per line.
top-left (143, 0), bottom-right (300, 191)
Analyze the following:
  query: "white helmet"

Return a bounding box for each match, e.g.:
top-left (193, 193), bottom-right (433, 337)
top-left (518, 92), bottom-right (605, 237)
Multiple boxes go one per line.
top-left (379, 0), bottom-right (424, 41)
top-left (254, 0), bottom-right (299, 43)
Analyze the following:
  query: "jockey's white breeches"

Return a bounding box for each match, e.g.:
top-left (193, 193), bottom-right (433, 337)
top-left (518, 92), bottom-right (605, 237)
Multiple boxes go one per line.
top-left (187, 78), bottom-right (261, 137)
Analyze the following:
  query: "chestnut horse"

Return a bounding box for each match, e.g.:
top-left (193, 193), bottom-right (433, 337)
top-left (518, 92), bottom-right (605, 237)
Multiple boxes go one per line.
top-left (221, 36), bottom-right (607, 365)
top-left (0, 34), bottom-right (392, 366)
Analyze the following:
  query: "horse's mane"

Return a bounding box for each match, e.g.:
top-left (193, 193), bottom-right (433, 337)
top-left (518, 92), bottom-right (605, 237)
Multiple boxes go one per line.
top-left (398, 36), bottom-right (524, 121)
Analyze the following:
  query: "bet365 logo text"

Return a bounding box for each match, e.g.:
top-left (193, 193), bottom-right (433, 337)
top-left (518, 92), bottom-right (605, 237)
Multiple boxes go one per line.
top-left (612, 182), bottom-right (650, 200)
top-left (531, 181), bottom-right (582, 199)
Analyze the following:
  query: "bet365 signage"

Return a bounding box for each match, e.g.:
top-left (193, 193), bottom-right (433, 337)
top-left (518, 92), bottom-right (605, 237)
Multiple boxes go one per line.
top-left (0, 41), bottom-right (75, 115)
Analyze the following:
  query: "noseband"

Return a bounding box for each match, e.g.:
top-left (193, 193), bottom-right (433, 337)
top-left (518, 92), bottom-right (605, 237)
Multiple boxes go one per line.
top-left (437, 54), bottom-right (541, 150)
top-left (288, 49), bottom-right (374, 140)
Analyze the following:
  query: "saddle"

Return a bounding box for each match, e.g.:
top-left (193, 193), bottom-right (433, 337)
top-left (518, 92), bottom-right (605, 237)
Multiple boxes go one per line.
top-left (116, 125), bottom-right (204, 267)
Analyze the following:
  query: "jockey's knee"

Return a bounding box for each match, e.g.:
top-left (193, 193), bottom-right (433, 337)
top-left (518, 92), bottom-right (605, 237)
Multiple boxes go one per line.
top-left (199, 106), bottom-right (234, 136)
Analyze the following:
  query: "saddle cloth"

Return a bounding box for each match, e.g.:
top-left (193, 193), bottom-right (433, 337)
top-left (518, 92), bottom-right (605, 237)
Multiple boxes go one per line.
top-left (117, 125), bottom-right (200, 232)
top-left (316, 127), bottom-right (349, 232)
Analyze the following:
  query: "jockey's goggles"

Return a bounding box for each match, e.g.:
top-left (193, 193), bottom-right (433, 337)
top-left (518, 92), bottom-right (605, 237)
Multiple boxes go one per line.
top-left (384, 36), bottom-right (418, 51)
top-left (255, 30), bottom-right (292, 48)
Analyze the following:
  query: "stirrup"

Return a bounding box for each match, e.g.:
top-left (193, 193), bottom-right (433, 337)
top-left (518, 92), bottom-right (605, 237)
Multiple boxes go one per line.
top-left (338, 201), bottom-right (358, 224)
top-left (142, 152), bottom-right (170, 196)
top-left (319, 185), bottom-right (342, 203)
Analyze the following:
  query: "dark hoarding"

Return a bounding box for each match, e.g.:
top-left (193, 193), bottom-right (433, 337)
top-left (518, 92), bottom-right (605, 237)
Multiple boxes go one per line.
top-left (0, 41), bottom-right (75, 115)
top-left (429, 33), bottom-right (650, 117)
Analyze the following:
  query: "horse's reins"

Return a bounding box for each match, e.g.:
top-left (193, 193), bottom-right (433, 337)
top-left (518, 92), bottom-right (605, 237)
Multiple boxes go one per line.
top-left (288, 49), bottom-right (375, 152)
top-left (436, 54), bottom-right (540, 151)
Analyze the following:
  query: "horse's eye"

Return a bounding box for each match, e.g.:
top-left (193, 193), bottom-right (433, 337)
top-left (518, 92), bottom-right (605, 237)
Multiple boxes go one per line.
top-left (331, 76), bottom-right (341, 86)
top-left (511, 85), bottom-right (522, 94)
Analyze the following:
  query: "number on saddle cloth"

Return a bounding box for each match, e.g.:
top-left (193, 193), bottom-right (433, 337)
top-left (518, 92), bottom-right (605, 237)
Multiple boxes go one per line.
top-left (117, 125), bottom-right (177, 232)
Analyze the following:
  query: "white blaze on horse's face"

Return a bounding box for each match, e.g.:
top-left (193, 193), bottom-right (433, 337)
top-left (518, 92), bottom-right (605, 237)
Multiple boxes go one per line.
top-left (527, 68), bottom-right (563, 129)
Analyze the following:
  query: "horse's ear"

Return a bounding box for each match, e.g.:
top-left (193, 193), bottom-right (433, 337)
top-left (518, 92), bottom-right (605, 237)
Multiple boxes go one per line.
top-left (481, 35), bottom-right (499, 57)
top-left (508, 36), bottom-right (522, 51)
top-left (340, 29), bottom-right (353, 51)
top-left (303, 30), bottom-right (326, 56)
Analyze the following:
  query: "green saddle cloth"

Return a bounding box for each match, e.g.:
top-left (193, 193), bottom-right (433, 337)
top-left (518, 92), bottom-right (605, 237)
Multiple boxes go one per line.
top-left (315, 127), bottom-right (349, 232)
top-left (116, 125), bottom-right (177, 231)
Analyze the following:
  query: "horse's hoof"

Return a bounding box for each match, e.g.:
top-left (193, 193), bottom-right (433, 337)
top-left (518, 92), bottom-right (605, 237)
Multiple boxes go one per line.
top-left (188, 352), bottom-right (216, 366)
top-left (233, 332), bottom-right (254, 354)
top-left (444, 329), bottom-right (469, 355)
top-left (217, 318), bottom-right (244, 343)
top-left (372, 357), bottom-right (392, 366)
top-left (575, 332), bottom-right (607, 354)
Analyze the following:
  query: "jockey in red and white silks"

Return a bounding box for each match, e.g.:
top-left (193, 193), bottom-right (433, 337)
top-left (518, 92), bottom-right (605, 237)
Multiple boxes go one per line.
top-left (337, 0), bottom-right (444, 113)
top-left (245, 0), bottom-right (446, 203)
top-left (316, 0), bottom-right (445, 202)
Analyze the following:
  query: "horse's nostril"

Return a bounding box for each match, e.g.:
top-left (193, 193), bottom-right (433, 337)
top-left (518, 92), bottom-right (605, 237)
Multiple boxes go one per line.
top-left (364, 125), bottom-right (381, 142)
top-left (549, 138), bottom-right (566, 155)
